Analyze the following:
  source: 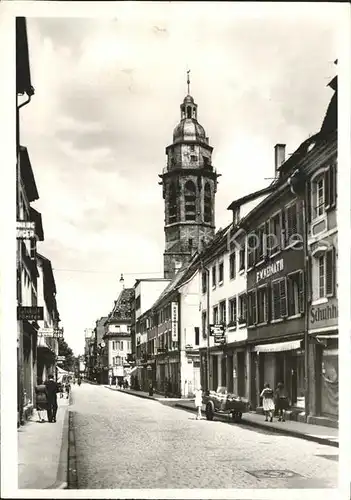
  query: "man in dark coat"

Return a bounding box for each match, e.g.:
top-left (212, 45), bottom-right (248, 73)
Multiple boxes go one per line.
top-left (45, 374), bottom-right (59, 423)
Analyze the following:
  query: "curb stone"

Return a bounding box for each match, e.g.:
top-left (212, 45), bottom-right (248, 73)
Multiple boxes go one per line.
top-left (175, 403), bottom-right (338, 448)
top-left (67, 411), bottom-right (78, 489)
top-left (44, 406), bottom-right (70, 489)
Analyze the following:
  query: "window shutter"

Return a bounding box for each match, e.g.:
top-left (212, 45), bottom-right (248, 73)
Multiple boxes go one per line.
top-left (326, 247), bottom-right (335, 296)
top-left (297, 200), bottom-right (304, 238)
top-left (330, 164), bottom-right (337, 208)
top-left (253, 290), bottom-right (257, 324)
top-left (278, 211), bottom-right (283, 250)
top-left (272, 281), bottom-right (280, 320)
top-left (324, 167), bottom-right (331, 210)
top-left (298, 271), bottom-right (305, 313)
top-left (306, 180), bottom-right (312, 223)
top-left (280, 278), bottom-right (287, 317)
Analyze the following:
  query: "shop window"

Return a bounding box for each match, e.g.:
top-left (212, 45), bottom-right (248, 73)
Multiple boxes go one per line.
top-left (257, 286), bottom-right (268, 324)
top-left (218, 262), bottom-right (224, 284)
top-left (184, 180), bottom-right (196, 221)
top-left (219, 300), bottom-right (226, 325)
top-left (204, 183), bottom-right (212, 223)
top-left (268, 211), bottom-right (283, 255)
top-left (213, 305), bottom-right (219, 325)
top-left (247, 290), bottom-right (257, 326)
top-left (168, 182), bottom-right (178, 224)
top-left (229, 252), bottom-right (236, 279)
top-left (238, 293), bottom-right (247, 324)
top-left (287, 271), bottom-right (304, 316)
top-left (272, 277), bottom-right (287, 319)
top-left (202, 271), bottom-right (207, 294)
top-left (202, 310), bottom-right (207, 338)
top-left (228, 297), bottom-right (237, 326)
top-left (212, 265), bottom-right (216, 288)
top-left (239, 245), bottom-right (245, 271)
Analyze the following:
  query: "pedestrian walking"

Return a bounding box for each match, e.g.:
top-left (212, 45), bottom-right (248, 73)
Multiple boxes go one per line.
top-left (64, 380), bottom-right (71, 399)
top-left (78, 378), bottom-right (81, 387)
top-left (35, 381), bottom-right (48, 422)
top-left (44, 374), bottom-right (59, 423)
top-left (260, 382), bottom-right (275, 422)
top-left (194, 386), bottom-right (203, 420)
top-left (274, 382), bottom-right (289, 422)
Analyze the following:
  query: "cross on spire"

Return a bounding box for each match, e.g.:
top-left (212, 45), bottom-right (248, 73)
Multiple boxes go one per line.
top-left (187, 69), bottom-right (190, 95)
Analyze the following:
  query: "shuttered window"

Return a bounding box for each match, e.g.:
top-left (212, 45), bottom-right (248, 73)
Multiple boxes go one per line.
top-left (287, 271), bottom-right (304, 316)
top-left (247, 233), bottom-right (257, 268)
top-left (247, 290), bottom-right (257, 326)
top-left (229, 252), bottom-right (236, 279)
top-left (257, 224), bottom-right (266, 262)
top-left (272, 277), bottom-right (287, 319)
top-left (268, 212), bottom-right (282, 255)
top-left (238, 293), bottom-right (247, 324)
top-left (219, 301), bottom-right (226, 324)
top-left (284, 203), bottom-right (298, 246)
top-left (229, 297), bottom-right (237, 325)
top-left (257, 286), bottom-right (268, 324)
top-left (325, 164), bottom-right (337, 210)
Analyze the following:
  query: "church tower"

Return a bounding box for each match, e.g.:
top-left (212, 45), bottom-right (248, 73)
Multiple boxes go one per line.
top-left (159, 72), bottom-right (220, 279)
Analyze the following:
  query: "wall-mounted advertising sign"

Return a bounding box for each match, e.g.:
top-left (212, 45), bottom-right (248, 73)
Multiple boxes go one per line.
top-left (256, 258), bottom-right (284, 283)
top-left (17, 306), bottom-right (43, 321)
top-left (38, 327), bottom-right (54, 337)
top-left (17, 221), bottom-right (35, 239)
top-left (171, 302), bottom-right (178, 341)
top-left (309, 297), bottom-right (338, 330)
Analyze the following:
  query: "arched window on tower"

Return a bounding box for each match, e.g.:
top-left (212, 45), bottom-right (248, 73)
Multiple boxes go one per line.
top-left (184, 180), bottom-right (197, 221)
top-left (204, 183), bottom-right (212, 223)
top-left (187, 106), bottom-right (192, 119)
top-left (168, 182), bottom-right (178, 224)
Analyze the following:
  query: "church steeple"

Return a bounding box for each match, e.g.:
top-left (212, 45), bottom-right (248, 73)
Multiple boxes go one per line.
top-left (159, 74), bottom-right (220, 279)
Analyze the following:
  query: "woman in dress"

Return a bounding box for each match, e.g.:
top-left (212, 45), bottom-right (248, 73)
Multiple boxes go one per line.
top-left (35, 381), bottom-right (48, 423)
top-left (274, 382), bottom-right (289, 422)
top-left (194, 386), bottom-right (203, 420)
top-left (260, 382), bottom-right (275, 422)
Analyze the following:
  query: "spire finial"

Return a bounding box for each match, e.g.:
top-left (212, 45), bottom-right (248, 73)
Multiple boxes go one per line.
top-left (187, 69), bottom-right (190, 95)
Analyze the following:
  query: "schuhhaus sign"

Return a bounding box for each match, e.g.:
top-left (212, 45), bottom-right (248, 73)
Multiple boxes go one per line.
top-left (309, 297), bottom-right (338, 330)
top-left (256, 259), bottom-right (284, 283)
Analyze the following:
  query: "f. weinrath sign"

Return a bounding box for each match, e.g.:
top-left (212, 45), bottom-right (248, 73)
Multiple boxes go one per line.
top-left (256, 258), bottom-right (284, 283)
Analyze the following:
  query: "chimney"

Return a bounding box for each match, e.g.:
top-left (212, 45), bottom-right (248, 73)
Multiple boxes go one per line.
top-left (274, 144), bottom-right (286, 175)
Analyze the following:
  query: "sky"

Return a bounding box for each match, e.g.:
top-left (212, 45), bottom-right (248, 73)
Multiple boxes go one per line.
top-left (20, 3), bottom-right (341, 355)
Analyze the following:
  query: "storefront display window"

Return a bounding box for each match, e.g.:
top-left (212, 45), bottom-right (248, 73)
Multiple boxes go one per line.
top-left (321, 348), bottom-right (338, 417)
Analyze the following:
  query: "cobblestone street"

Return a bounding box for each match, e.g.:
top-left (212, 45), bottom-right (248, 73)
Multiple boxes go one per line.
top-left (71, 384), bottom-right (338, 489)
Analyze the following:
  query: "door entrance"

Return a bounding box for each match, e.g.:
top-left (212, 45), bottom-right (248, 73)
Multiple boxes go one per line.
top-left (237, 351), bottom-right (245, 396)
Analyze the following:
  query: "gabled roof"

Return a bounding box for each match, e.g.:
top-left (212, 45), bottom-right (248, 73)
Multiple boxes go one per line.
top-left (107, 288), bottom-right (134, 323)
top-left (227, 185), bottom-right (275, 211)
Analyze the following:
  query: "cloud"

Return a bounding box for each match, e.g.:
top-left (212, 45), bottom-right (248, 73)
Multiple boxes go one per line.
top-left (21, 7), bottom-right (341, 354)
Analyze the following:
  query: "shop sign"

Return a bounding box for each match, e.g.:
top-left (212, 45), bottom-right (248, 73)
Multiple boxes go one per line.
top-left (17, 306), bottom-right (43, 321)
top-left (17, 220), bottom-right (35, 239)
top-left (171, 302), bottom-right (178, 341)
top-left (256, 258), bottom-right (284, 283)
top-left (309, 297), bottom-right (338, 330)
top-left (38, 327), bottom-right (54, 337)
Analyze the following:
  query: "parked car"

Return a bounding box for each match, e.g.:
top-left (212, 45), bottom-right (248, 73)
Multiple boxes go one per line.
top-left (203, 386), bottom-right (250, 422)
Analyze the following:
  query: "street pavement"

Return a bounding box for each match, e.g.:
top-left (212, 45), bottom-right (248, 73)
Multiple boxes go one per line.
top-left (70, 383), bottom-right (338, 489)
top-left (18, 395), bottom-right (69, 489)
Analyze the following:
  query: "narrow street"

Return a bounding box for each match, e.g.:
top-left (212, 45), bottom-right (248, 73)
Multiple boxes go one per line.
top-left (70, 384), bottom-right (338, 489)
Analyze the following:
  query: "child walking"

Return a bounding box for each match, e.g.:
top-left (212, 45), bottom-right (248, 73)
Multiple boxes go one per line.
top-left (260, 383), bottom-right (275, 422)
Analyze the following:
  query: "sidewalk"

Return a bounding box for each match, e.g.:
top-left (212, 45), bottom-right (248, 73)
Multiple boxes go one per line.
top-left (175, 400), bottom-right (339, 448)
top-left (104, 386), bottom-right (338, 448)
top-left (18, 396), bottom-right (70, 489)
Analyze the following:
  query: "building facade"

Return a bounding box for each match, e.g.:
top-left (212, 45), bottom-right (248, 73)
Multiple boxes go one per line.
top-left (36, 254), bottom-right (60, 384)
top-left (160, 80), bottom-right (220, 279)
top-left (104, 288), bottom-right (134, 384)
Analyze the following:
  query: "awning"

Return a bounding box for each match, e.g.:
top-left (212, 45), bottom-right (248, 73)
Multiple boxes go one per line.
top-left (253, 340), bottom-right (302, 353)
top-left (316, 334), bottom-right (338, 340)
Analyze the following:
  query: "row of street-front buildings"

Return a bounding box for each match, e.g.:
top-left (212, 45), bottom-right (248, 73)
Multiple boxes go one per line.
top-left (16, 18), bottom-right (65, 426)
top-left (84, 66), bottom-right (338, 428)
